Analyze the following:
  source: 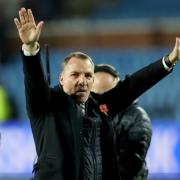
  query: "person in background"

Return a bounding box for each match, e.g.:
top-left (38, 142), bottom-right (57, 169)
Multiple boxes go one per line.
top-left (0, 83), bottom-right (16, 123)
top-left (14, 7), bottom-right (180, 180)
top-left (92, 64), bottom-right (151, 180)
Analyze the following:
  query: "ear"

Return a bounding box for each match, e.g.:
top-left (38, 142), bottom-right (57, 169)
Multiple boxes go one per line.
top-left (59, 74), bottom-right (64, 85)
top-left (92, 76), bottom-right (94, 83)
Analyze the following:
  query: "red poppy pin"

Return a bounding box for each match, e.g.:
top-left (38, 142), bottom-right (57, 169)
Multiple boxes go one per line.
top-left (99, 104), bottom-right (108, 116)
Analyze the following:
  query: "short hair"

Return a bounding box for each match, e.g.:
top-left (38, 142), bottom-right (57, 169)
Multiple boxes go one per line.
top-left (94, 64), bottom-right (120, 79)
top-left (61, 52), bottom-right (94, 71)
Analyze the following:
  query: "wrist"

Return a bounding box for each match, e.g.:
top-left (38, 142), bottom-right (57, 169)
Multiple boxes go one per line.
top-left (164, 55), bottom-right (176, 68)
top-left (23, 42), bottom-right (39, 52)
top-left (22, 42), bottom-right (40, 56)
top-left (168, 53), bottom-right (177, 64)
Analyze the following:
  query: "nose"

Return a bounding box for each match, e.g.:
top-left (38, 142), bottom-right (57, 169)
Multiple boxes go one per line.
top-left (78, 75), bottom-right (86, 85)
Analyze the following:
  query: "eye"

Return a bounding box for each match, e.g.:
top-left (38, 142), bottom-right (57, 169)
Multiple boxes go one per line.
top-left (85, 73), bottom-right (93, 79)
top-left (71, 73), bottom-right (79, 78)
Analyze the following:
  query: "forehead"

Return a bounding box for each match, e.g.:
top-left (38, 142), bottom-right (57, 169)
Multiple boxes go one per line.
top-left (94, 71), bottom-right (114, 79)
top-left (64, 57), bottom-right (94, 73)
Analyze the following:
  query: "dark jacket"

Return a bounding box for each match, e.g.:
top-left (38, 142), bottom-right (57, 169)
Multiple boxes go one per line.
top-left (22, 51), bottom-right (170, 180)
top-left (111, 100), bottom-right (151, 180)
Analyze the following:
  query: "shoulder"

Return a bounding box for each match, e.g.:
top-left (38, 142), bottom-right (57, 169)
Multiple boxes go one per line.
top-left (50, 85), bottom-right (68, 106)
top-left (122, 101), bottom-right (150, 122)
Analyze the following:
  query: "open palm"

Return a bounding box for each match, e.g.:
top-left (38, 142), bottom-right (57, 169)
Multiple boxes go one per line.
top-left (14, 8), bottom-right (43, 45)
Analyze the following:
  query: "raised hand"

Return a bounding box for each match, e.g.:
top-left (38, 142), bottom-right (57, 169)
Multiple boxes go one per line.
top-left (14, 8), bottom-right (44, 46)
top-left (169, 38), bottom-right (180, 63)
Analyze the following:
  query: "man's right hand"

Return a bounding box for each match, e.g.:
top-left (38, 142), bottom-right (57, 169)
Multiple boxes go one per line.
top-left (14, 8), bottom-right (44, 49)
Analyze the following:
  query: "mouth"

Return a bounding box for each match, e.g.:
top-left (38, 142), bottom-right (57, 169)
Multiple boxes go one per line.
top-left (76, 91), bottom-right (86, 95)
top-left (76, 89), bottom-right (87, 93)
top-left (75, 89), bottom-right (88, 96)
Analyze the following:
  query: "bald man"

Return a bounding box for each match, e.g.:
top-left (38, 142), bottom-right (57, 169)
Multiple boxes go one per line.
top-left (92, 64), bottom-right (151, 180)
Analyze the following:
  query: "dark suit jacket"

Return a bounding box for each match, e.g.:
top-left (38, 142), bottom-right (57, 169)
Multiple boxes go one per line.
top-left (22, 51), bottom-right (171, 180)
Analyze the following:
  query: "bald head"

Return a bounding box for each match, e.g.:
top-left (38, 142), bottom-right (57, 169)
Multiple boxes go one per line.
top-left (92, 64), bottom-right (119, 94)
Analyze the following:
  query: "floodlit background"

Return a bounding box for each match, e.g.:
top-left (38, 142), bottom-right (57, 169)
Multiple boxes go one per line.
top-left (0, 0), bottom-right (180, 179)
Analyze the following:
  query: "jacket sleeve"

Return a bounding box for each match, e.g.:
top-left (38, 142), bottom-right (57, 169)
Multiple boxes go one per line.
top-left (115, 104), bottom-right (152, 179)
top-left (100, 59), bottom-right (172, 116)
top-left (21, 50), bottom-right (51, 120)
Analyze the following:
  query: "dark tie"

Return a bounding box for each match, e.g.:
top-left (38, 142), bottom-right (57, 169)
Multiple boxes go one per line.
top-left (79, 103), bottom-right (85, 115)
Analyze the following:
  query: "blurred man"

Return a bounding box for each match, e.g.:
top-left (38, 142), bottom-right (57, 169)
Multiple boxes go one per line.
top-left (0, 83), bottom-right (15, 122)
top-left (92, 64), bottom-right (151, 180)
top-left (14, 7), bottom-right (180, 180)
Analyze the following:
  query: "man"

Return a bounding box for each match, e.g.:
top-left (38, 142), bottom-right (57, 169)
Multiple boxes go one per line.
top-left (0, 83), bottom-right (15, 122)
top-left (14, 7), bottom-right (180, 180)
top-left (92, 64), bottom-right (151, 180)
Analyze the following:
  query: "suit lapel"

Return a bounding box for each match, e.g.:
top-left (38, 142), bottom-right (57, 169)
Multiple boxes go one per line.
top-left (66, 96), bottom-right (83, 176)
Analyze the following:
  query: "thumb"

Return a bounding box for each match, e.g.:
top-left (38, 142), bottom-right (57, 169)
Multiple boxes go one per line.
top-left (175, 37), bottom-right (180, 59)
top-left (169, 37), bottom-right (180, 62)
top-left (172, 37), bottom-right (178, 54)
top-left (177, 38), bottom-right (180, 57)
top-left (36, 21), bottom-right (44, 40)
top-left (175, 37), bottom-right (179, 50)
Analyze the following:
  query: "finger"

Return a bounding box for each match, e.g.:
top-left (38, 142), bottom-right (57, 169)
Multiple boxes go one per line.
top-left (27, 9), bottom-right (36, 25)
top-left (177, 37), bottom-right (180, 48)
top-left (36, 21), bottom-right (44, 40)
top-left (175, 37), bottom-right (179, 48)
top-left (14, 18), bottom-right (21, 29)
top-left (172, 37), bottom-right (179, 53)
top-left (21, 7), bottom-right (29, 22)
top-left (19, 9), bottom-right (26, 25)
top-left (177, 37), bottom-right (180, 57)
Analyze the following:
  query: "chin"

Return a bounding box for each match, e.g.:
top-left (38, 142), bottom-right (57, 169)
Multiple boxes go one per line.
top-left (77, 96), bottom-right (89, 103)
top-left (79, 98), bottom-right (88, 103)
top-left (75, 92), bottom-right (90, 103)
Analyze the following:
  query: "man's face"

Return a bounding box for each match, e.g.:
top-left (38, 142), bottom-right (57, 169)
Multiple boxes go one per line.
top-left (60, 57), bottom-right (94, 103)
top-left (92, 72), bottom-right (118, 94)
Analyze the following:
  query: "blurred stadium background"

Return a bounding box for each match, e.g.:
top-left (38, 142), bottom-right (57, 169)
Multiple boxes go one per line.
top-left (1, 0), bottom-right (180, 179)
